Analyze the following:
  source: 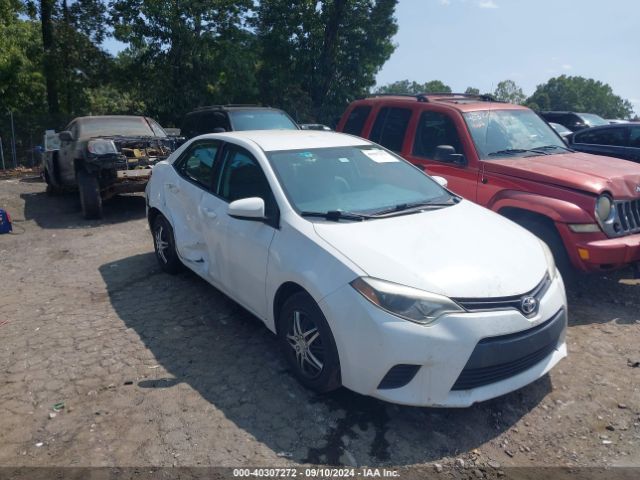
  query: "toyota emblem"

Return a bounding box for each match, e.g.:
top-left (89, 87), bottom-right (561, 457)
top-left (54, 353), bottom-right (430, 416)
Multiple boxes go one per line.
top-left (521, 296), bottom-right (538, 315)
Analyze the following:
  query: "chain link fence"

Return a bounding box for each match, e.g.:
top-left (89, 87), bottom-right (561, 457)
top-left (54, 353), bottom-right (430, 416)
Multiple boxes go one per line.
top-left (0, 112), bottom-right (72, 170)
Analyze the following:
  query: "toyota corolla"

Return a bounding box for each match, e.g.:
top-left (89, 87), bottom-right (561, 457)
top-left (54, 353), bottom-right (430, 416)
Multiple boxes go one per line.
top-left (145, 130), bottom-right (568, 407)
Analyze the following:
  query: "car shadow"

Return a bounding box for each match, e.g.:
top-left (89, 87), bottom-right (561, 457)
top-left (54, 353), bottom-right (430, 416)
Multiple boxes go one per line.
top-left (99, 253), bottom-right (553, 467)
top-left (20, 191), bottom-right (146, 229)
top-left (566, 268), bottom-right (639, 326)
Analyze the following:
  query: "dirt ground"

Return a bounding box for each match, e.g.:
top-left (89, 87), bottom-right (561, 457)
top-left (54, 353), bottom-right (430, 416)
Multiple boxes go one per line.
top-left (0, 176), bottom-right (639, 478)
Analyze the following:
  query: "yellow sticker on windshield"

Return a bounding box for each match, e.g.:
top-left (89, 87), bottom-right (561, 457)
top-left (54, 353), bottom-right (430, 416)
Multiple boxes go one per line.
top-left (362, 149), bottom-right (399, 163)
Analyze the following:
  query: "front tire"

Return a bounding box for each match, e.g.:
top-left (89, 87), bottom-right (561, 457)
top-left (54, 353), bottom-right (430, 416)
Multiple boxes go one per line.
top-left (278, 292), bottom-right (341, 393)
top-left (152, 215), bottom-right (183, 274)
top-left (77, 170), bottom-right (103, 219)
top-left (519, 218), bottom-right (574, 283)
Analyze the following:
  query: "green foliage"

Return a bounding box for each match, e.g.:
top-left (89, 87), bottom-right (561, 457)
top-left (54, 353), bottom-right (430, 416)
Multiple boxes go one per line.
top-left (527, 75), bottom-right (634, 118)
top-left (110, 0), bottom-right (258, 124)
top-left (464, 86), bottom-right (480, 95)
top-left (257, 0), bottom-right (398, 124)
top-left (0, 19), bottom-right (47, 113)
top-left (493, 79), bottom-right (526, 104)
top-left (376, 79), bottom-right (452, 95)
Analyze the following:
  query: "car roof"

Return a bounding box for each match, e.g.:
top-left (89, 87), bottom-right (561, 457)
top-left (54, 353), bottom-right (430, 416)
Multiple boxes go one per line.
top-left (357, 94), bottom-right (526, 113)
top-left (197, 130), bottom-right (370, 152)
top-left (184, 105), bottom-right (283, 115)
top-left (75, 115), bottom-right (148, 122)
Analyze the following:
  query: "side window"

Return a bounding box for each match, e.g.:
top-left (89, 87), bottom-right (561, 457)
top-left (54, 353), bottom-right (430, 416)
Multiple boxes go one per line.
top-left (343, 106), bottom-right (372, 136)
top-left (68, 122), bottom-right (79, 140)
top-left (412, 111), bottom-right (463, 160)
top-left (369, 107), bottom-right (412, 152)
top-left (629, 127), bottom-right (640, 148)
top-left (177, 142), bottom-right (219, 189)
top-left (574, 128), bottom-right (627, 146)
top-left (217, 147), bottom-right (277, 218)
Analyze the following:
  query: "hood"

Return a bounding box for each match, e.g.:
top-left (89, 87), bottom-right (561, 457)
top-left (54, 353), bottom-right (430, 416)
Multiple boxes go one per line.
top-left (484, 152), bottom-right (640, 198)
top-left (313, 201), bottom-right (548, 298)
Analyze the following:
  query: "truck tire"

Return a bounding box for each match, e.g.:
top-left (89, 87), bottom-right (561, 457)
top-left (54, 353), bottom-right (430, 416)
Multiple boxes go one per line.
top-left (518, 218), bottom-right (574, 284)
top-left (77, 170), bottom-right (103, 219)
top-left (44, 169), bottom-right (62, 196)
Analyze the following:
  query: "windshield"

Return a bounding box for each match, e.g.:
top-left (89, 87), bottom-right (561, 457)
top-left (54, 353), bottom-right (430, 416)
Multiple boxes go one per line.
top-left (229, 110), bottom-right (298, 131)
top-left (78, 117), bottom-right (162, 138)
top-left (578, 113), bottom-right (608, 127)
top-left (464, 109), bottom-right (566, 159)
top-left (267, 146), bottom-right (453, 215)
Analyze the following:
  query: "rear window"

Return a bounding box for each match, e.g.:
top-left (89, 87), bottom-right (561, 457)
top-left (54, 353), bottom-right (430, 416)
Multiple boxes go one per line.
top-left (343, 106), bottom-right (372, 136)
top-left (369, 107), bottom-right (412, 153)
top-left (228, 110), bottom-right (298, 131)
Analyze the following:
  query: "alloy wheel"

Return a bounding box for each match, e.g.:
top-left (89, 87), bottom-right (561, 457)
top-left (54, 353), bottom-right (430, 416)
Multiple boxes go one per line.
top-left (155, 225), bottom-right (169, 264)
top-left (286, 310), bottom-right (325, 379)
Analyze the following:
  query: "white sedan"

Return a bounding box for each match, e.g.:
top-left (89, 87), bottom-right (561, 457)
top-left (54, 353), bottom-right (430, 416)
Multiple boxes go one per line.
top-left (145, 130), bottom-right (567, 407)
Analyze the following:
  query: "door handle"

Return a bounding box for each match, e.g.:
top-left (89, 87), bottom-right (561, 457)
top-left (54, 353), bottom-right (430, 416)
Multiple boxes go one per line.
top-left (166, 183), bottom-right (179, 193)
top-left (200, 207), bottom-right (217, 219)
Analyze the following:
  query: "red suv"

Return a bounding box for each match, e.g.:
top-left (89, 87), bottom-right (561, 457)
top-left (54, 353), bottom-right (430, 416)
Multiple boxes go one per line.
top-left (337, 93), bottom-right (640, 276)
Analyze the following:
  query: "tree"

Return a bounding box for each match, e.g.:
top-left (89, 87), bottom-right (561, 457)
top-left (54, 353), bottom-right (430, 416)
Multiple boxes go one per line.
top-left (464, 86), bottom-right (480, 95)
top-left (493, 80), bottom-right (526, 104)
top-left (111, 0), bottom-right (257, 123)
top-left (1, 2), bottom-right (47, 114)
top-left (376, 79), bottom-right (452, 95)
top-left (257, 0), bottom-right (398, 123)
top-left (527, 75), bottom-right (634, 118)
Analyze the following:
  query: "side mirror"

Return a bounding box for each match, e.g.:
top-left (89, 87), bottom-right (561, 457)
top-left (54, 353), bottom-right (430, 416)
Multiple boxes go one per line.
top-left (58, 131), bottom-right (74, 142)
top-left (432, 176), bottom-right (448, 188)
top-left (228, 197), bottom-right (265, 220)
top-left (434, 145), bottom-right (467, 166)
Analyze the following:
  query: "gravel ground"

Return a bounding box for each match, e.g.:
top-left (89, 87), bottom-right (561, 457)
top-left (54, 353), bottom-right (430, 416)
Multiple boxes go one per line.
top-left (0, 177), bottom-right (639, 478)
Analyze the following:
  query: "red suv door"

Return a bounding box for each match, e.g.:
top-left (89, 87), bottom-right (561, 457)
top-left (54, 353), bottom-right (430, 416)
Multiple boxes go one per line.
top-left (402, 108), bottom-right (479, 201)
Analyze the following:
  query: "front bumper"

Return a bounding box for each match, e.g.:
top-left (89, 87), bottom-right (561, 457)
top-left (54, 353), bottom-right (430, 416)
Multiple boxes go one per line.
top-left (573, 232), bottom-right (640, 271)
top-left (318, 274), bottom-right (567, 407)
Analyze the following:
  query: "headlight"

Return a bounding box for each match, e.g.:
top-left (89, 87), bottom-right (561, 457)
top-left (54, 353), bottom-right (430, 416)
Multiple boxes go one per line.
top-left (87, 139), bottom-right (118, 155)
top-left (350, 277), bottom-right (463, 325)
top-left (595, 194), bottom-right (613, 222)
top-left (539, 239), bottom-right (557, 280)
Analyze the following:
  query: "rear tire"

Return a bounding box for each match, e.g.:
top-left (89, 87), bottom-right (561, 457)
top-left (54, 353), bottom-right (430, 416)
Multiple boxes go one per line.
top-left (152, 215), bottom-right (183, 274)
top-left (44, 169), bottom-right (62, 196)
top-left (278, 292), bottom-right (341, 393)
top-left (77, 170), bottom-right (103, 219)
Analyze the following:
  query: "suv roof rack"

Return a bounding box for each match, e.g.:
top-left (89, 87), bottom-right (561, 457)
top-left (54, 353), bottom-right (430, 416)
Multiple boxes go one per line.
top-left (367, 92), bottom-right (497, 103)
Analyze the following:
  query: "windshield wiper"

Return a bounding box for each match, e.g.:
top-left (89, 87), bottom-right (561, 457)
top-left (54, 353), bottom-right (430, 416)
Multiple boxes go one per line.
top-left (300, 210), bottom-right (373, 222)
top-left (487, 148), bottom-right (548, 157)
top-left (532, 144), bottom-right (575, 153)
top-left (372, 198), bottom-right (460, 217)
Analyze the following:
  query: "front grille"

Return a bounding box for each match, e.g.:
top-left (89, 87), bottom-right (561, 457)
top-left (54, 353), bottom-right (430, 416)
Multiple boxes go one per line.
top-left (453, 274), bottom-right (550, 318)
top-left (377, 364), bottom-right (421, 390)
top-left (451, 308), bottom-right (566, 391)
top-left (616, 199), bottom-right (640, 234)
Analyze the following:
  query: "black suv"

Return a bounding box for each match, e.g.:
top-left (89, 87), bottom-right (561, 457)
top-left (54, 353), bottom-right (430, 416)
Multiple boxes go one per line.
top-left (568, 123), bottom-right (640, 163)
top-left (539, 111), bottom-right (609, 132)
top-left (181, 105), bottom-right (299, 139)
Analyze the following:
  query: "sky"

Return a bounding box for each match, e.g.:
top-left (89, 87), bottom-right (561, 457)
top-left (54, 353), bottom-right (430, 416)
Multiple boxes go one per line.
top-left (103, 0), bottom-right (640, 116)
top-left (375, 0), bottom-right (640, 115)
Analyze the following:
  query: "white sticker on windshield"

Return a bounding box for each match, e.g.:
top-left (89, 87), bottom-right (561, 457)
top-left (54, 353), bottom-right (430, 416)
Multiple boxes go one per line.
top-left (362, 149), bottom-right (399, 163)
top-left (338, 157), bottom-right (350, 163)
